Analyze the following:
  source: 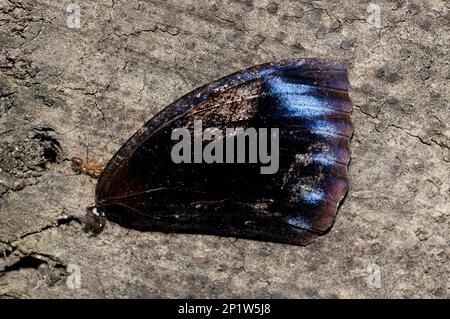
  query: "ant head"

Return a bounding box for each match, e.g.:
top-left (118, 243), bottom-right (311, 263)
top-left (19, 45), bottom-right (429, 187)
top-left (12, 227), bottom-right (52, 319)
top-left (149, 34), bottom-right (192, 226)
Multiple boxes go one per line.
top-left (70, 156), bottom-right (83, 167)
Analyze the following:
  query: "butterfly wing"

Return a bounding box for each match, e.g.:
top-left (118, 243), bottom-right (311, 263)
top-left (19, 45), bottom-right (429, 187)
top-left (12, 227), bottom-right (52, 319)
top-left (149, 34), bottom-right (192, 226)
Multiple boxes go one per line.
top-left (95, 59), bottom-right (352, 245)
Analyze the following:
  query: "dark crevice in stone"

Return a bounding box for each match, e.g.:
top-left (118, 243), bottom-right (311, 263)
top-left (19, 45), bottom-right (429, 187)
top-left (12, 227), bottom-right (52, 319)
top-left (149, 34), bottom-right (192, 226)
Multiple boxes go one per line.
top-left (31, 127), bottom-right (63, 166)
top-left (0, 255), bottom-right (46, 274)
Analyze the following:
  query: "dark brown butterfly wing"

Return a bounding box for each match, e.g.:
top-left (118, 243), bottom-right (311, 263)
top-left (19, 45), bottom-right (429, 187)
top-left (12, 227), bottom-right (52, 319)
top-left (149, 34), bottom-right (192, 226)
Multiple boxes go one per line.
top-left (94, 59), bottom-right (352, 245)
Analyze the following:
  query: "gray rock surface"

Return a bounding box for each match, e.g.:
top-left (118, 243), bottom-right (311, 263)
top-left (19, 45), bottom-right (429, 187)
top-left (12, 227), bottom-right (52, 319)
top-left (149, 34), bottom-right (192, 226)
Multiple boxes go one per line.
top-left (0, 0), bottom-right (449, 298)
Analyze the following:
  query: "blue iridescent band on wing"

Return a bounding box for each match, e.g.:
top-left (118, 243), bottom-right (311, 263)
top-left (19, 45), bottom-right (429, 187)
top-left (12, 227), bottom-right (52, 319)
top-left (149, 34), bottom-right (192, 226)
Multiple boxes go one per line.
top-left (258, 61), bottom-right (352, 233)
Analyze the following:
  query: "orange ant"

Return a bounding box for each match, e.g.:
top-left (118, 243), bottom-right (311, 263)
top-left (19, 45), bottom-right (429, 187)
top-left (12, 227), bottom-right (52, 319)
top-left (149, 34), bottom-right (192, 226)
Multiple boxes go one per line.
top-left (70, 156), bottom-right (104, 176)
top-left (69, 144), bottom-right (104, 177)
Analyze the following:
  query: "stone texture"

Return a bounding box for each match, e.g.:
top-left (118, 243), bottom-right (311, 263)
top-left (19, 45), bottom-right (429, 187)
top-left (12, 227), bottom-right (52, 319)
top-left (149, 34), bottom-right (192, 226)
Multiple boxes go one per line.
top-left (0, 0), bottom-right (449, 298)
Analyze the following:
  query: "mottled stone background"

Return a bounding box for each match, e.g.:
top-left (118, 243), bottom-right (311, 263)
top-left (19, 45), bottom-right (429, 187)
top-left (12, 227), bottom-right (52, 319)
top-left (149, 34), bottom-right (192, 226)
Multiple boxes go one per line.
top-left (0, 0), bottom-right (449, 298)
